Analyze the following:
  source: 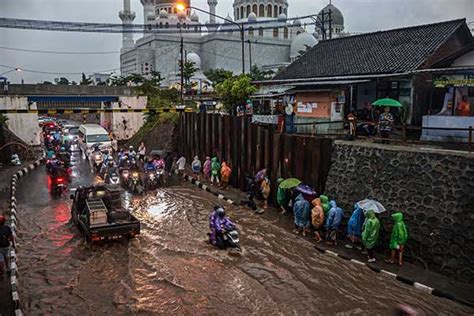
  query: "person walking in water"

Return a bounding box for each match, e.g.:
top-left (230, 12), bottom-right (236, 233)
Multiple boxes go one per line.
top-left (220, 162), bottom-right (231, 190)
top-left (386, 212), bottom-right (408, 266)
top-left (325, 200), bottom-right (343, 246)
top-left (362, 210), bottom-right (380, 263)
top-left (293, 193), bottom-right (310, 236)
top-left (203, 156), bottom-right (211, 181)
top-left (311, 198), bottom-right (325, 242)
top-left (191, 156), bottom-right (202, 180)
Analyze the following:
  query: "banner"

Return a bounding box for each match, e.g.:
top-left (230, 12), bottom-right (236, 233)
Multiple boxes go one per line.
top-left (433, 74), bottom-right (474, 88)
top-left (251, 114), bottom-right (280, 125)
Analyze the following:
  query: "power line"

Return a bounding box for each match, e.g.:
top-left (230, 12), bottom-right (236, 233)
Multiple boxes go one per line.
top-left (0, 64), bottom-right (119, 76)
top-left (0, 45), bottom-right (120, 55)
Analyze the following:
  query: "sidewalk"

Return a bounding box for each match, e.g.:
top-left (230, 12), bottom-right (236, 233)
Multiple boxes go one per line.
top-left (181, 170), bottom-right (474, 308)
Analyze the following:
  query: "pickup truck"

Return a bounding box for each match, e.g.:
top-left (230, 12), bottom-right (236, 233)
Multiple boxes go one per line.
top-left (70, 184), bottom-right (140, 243)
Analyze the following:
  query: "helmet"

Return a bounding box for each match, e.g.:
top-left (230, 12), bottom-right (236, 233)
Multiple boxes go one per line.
top-left (215, 207), bottom-right (225, 218)
top-left (129, 146), bottom-right (134, 150)
top-left (0, 215), bottom-right (5, 224)
top-left (108, 160), bottom-right (114, 167)
top-left (51, 154), bottom-right (56, 159)
top-left (60, 147), bottom-right (65, 151)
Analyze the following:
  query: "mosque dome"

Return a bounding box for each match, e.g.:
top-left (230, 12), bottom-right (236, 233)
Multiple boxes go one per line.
top-left (191, 11), bottom-right (199, 22)
top-left (277, 13), bottom-right (287, 22)
top-left (247, 12), bottom-right (257, 23)
top-left (290, 31), bottom-right (317, 59)
top-left (187, 52), bottom-right (201, 69)
top-left (159, 9), bottom-right (168, 19)
top-left (317, 3), bottom-right (344, 26)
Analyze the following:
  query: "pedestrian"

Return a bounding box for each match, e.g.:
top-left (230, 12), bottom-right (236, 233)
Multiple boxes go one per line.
top-left (293, 193), bottom-right (310, 236)
top-left (203, 156), bottom-right (211, 181)
top-left (362, 210), bottom-right (380, 262)
top-left (319, 195), bottom-right (330, 217)
top-left (164, 152), bottom-right (173, 177)
top-left (276, 178), bottom-right (290, 214)
top-left (210, 157), bottom-right (220, 186)
top-left (379, 106), bottom-right (394, 144)
top-left (138, 142), bottom-right (146, 163)
top-left (386, 212), bottom-right (408, 266)
top-left (176, 154), bottom-right (186, 179)
top-left (260, 172), bottom-right (271, 209)
top-left (324, 200), bottom-right (343, 246)
top-left (345, 205), bottom-right (365, 250)
top-left (220, 162), bottom-right (231, 190)
top-left (0, 215), bottom-right (15, 276)
top-left (311, 198), bottom-right (325, 242)
top-left (191, 155), bottom-right (202, 180)
top-left (111, 134), bottom-right (118, 157)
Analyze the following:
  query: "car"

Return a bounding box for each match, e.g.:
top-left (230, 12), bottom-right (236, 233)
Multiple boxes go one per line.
top-left (78, 124), bottom-right (112, 157)
top-left (64, 124), bottom-right (80, 143)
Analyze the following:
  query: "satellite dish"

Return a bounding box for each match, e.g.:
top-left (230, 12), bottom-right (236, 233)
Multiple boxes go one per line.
top-left (285, 104), bottom-right (294, 115)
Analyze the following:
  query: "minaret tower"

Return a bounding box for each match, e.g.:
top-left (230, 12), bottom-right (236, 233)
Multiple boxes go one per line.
top-left (207, 0), bottom-right (218, 24)
top-left (119, 0), bottom-right (136, 52)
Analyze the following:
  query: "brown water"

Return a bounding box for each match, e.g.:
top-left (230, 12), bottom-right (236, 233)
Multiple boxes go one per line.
top-left (14, 161), bottom-right (473, 315)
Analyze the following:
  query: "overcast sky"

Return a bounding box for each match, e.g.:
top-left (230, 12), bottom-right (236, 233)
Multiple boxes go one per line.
top-left (1, 0), bottom-right (473, 83)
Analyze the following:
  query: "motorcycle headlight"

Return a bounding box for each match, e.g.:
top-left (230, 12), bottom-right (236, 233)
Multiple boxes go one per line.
top-left (95, 154), bottom-right (101, 160)
top-left (132, 172), bottom-right (139, 177)
top-left (68, 135), bottom-right (73, 140)
top-left (149, 173), bottom-right (155, 179)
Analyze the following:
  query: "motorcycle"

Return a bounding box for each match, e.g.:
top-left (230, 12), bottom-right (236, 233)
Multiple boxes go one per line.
top-left (222, 228), bottom-right (241, 250)
top-left (156, 168), bottom-right (165, 186)
top-left (92, 152), bottom-right (103, 173)
top-left (105, 170), bottom-right (120, 185)
top-left (119, 168), bottom-right (130, 189)
top-left (144, 170), bottom-right (157, 191)
top-left (129, 171), bottom-right (143, 194)
top-left (50, 174), bottom-right (67, 196)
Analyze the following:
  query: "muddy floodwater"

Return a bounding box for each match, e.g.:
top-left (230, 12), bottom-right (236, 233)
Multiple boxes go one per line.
top-left (14, 156), bottom-right (473, 315)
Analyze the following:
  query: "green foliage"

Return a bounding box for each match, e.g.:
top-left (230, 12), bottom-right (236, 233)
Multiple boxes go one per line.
top-left (250, 65), bottom-right (274, 81)
top-left (215, 74), bottom-right (257, 113)
top-left (57, 77), bottom-right (69, 85)
top-left (80, 73), bottom-right (93, 85)
top-left (182, 61), bottom-right (197, 89)
top-left (0, 113), bottom-right (8, 125)
top-left (203, 68), bottom-right (233, 87)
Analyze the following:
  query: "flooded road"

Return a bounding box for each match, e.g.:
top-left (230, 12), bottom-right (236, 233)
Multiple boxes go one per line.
top-left (14, 154), bottom-right (473, 315)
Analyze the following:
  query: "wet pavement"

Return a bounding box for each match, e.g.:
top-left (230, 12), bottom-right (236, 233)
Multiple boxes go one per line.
top-left (13, 153), bottom-right (474, 315)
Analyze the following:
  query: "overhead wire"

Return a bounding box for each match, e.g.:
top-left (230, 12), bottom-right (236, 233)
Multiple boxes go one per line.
top-left (0, 45), bottom-right (121, 55)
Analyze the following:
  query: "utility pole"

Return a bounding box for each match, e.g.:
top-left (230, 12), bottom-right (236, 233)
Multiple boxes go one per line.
top-left (328, 9), bottom-right (332, 40)
top-left (248, 40), bottom-right (252, 70)
top-left (240, 25), bottom-right (245, 74)
top-left (180, 35), bottom-right (184, 104)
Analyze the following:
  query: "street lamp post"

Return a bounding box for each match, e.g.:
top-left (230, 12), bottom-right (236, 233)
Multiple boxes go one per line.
top-left (177, 4), bottom-right (245, 74)
top-left (0, 68), bottom-right (22, 77)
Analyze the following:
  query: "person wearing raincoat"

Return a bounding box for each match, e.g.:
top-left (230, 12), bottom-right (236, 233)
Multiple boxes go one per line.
top-left (220, 162), bottom-right (231, 190)
top-left (386, 212), bottom-right (408, 266)
top-left (276, 178), bottom-right (290, 214)
top-left (191, 155), bottom-right (202, 180)
top-left (311, 198), bottom-right (325, 242)
top-left (319, 195), bottom-right (330, 217)
top-left (362, 210), bottom-right (380, 262)
top-left (325, 200), bottom-right (343, 246)
top-left (208, 206), bottom-right (218, 245)
top-left (210, 157), bottom-right (221, 186)
top-left (293, 194), bottom-right (310, 236)
top-left (203, 156), bottom-right (211, 181)
top-left (345, 205), bottom-right (365, 250)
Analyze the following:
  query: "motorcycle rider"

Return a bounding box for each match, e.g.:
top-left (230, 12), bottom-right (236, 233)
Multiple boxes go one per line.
top-left (58, 146), bottom-right (71, 167)
top-left (144, 157), bottom-right (157, 173)
top-left (104, 160), bottom-right (119, 184)
top-left (89, 144), bottom-right (103, 173)
top-left (128, 146), bottom-right (137, 161)
top-left (212, 207), bottom-right (236, 249)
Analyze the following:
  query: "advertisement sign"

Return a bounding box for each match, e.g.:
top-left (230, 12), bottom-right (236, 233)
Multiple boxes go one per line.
top-left (251, 115), bottom-right (280, 125)
top-left (433, 74), bottom-right (474, 88)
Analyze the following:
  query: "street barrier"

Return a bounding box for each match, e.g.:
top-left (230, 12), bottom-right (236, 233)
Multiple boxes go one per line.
top-left (8, 156), bottom-right (44, 316)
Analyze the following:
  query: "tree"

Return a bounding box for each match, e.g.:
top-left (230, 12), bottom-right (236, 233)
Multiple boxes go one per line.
top-left (181, 61), bottom-right (197, 91)
top-left (250, 65), bottom-right (274, 81)
top-left (80, 73), bottom-right (93, 85)
top-left (57, 77), bottom-right (69, 85)
top-left (215, 74), bottom-right (257, 114)
top-left (203, 68), bottom-right (233, 87)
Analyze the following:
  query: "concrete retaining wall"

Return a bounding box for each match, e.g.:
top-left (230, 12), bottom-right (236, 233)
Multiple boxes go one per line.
top-left (1, 96), bottom-right (41, 145)
top-left (325, 141), bottom-right (474, 283)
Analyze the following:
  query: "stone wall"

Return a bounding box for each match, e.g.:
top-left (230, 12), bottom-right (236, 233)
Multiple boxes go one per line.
top-left (325, 140), bottom-right (474, 283)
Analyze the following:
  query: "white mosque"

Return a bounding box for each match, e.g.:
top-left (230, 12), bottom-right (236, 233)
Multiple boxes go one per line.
top-left (119, 0), bottom-right (346, 87)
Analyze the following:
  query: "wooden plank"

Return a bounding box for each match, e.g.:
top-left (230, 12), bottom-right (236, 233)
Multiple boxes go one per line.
top-left (240, 116), bottom-right (247, 190)
top-left (246, 117), bottom-right (253, 172)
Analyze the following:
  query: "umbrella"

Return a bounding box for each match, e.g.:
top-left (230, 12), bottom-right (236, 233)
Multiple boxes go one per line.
top-left (255, 169), bottom-right (267, 181)
top-left (356, 199), bottom-right (387, 214)
top-left (278, 178), bottom-right (301, 189)
top-left (372, 98), bottom-right (402, 108)
top-left (295, 183), bottom-right (317, 196)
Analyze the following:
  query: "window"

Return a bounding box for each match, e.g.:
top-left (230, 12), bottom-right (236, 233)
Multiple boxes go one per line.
top-left (165, 22), bottom-right (169, 28)
top-left (259, 4), bottom-right (264, 17)
top-left (252, 4), bottom-right (257, 14)
top-left (284, 8), bottom-right (287, 15)
top-left (248, 26), bottom-right (254, 36)
top-left (273, 28), bottom-right (278, 37)
top-left (267, 5), bottom-right (272, 17)
top-left (159, 22), bottom-right (163, 28)
top-left (246, 5), bottom-right (251, 17)
top-left (86, 134), bottom-right (110, 144)
top-left (236, 8), bottom-right (239, 19)
top-left (241, 6), bottom-right (245, 19)
top-left (283, 27), bottom-right (288, 39)
top-left (258, 27), bottom-right (264, 36)
top-left (273, 5), bottom-right (278, 17)
top-left (279, 6), bottom-right (283, 14)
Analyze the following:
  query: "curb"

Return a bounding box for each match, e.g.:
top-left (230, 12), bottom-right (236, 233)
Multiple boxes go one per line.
top-left (182, 173), bottom-right (474, 309)
top-left (8, 158), bottom-right (43, 316)
top-left (313, 245), bottom-right (474, 308)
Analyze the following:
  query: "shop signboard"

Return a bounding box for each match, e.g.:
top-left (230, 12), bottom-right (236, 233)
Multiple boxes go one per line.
top-left (433, 73), bottom-right (474, 88)
top-left (252, 115), bottom-right (280, 125)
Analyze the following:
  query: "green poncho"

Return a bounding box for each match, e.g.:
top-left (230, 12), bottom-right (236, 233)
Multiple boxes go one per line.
top-left (389, 212), bottom-right (408, 249)
top-left (211, 157), bottom-right (220, 176)
top-left (320, 195), bottom-right (330, 216)
top-left (362, 210), bottom-right (380, 249)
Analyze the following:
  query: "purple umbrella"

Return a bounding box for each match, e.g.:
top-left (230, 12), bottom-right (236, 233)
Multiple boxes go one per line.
top-left (255, 169), bottom-right (267, 181)
top-left (296, 184), bottom-right (317, 196)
